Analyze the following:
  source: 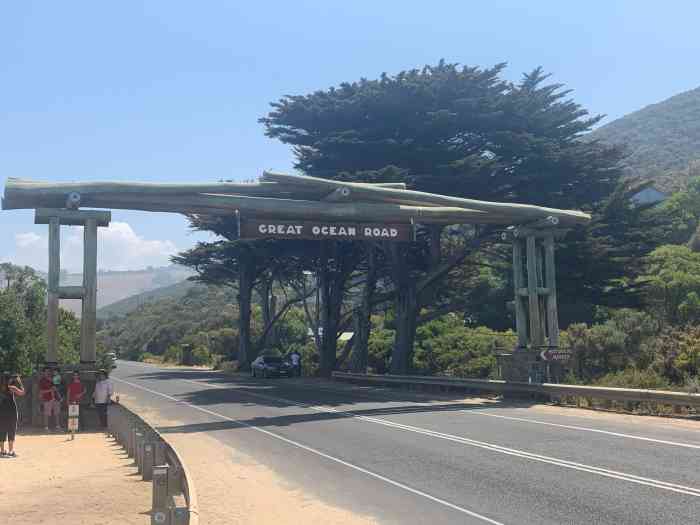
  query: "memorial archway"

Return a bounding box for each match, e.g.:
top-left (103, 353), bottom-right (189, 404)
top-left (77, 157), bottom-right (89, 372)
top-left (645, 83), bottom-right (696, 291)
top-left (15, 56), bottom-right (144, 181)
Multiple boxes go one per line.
top-left (3, 172), bottom-right (590, 379)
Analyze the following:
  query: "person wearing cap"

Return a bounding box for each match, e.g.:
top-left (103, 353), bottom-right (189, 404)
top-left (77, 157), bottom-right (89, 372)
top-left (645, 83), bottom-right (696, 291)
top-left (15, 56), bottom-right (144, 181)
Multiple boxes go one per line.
top-left (92, 370), bottom-right (114, 429)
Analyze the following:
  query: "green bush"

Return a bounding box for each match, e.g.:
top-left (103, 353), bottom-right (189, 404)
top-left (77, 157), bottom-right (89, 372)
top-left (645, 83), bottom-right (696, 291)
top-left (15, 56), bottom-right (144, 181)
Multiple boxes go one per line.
top-left (414, 315), bottom-right (513, 378)
top-left (163, 345), bottom-right (182, 363)
top-left (191, 345), bottom-right (211, 366)
top-left (593, 368), bottom-right (670, 390)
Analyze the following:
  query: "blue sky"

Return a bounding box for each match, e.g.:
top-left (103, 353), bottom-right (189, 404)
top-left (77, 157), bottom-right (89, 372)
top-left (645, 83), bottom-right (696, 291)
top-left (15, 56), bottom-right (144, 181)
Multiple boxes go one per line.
top-left (2, 1), bottom-right (699, 271)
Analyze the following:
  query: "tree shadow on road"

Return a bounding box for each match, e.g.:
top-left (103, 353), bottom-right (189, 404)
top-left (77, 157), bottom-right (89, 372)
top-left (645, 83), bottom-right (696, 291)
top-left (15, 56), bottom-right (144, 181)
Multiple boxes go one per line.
top-left (128, 369), bottom-right (540, 435)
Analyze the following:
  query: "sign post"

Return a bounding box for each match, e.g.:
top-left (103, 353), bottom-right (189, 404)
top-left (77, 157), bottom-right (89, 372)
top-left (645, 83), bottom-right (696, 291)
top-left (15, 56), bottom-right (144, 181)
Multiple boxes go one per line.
top-left (67, 403), bottom-right (79, 440)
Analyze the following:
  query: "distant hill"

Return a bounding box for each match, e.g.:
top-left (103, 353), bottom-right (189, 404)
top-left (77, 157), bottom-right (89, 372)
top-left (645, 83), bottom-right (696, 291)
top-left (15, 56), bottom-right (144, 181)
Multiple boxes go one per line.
top-left (50, 265), bottom-right (194, 316)
top-left (97, 279), bottom-right (200, 319)
top-left (590, 86), bottom-right (700, 192)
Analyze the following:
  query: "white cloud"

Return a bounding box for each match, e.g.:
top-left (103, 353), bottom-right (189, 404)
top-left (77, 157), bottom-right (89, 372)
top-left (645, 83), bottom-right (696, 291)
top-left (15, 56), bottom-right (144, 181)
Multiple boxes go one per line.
top-left (4, 222), bottom-right (178, 272)
top-left (15, 232), bottom-right (42, 248)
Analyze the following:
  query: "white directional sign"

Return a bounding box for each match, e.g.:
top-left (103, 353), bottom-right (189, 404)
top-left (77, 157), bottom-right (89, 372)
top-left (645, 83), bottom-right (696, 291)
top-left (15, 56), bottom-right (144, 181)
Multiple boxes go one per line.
top-left (540, 349), bottom-right (572, 362)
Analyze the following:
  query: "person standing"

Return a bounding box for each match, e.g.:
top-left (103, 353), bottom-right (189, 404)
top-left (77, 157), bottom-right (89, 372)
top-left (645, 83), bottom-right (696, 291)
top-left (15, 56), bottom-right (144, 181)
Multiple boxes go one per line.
top-left (39, 367), bottom-right (61, 431)
top-left (92, 370), bottom-right (114, 429)
top-left (67, 371), bottom-right (86, 405)
top-left (0, 372), bottom-right (25, 458)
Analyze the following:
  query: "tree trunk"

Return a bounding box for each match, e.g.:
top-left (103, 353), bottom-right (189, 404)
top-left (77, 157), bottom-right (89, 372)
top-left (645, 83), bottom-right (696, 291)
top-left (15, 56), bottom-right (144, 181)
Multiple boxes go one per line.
top-left (350, 246), bottom-right (377, 373)
top-left (390, 243), bottom-right (419, 374)
top-left (318, 242), bottom-right (338, 377)
top-left (237, 255), bottom-right (256, 370)
top-left (257, 275), bottom-right (278, 349)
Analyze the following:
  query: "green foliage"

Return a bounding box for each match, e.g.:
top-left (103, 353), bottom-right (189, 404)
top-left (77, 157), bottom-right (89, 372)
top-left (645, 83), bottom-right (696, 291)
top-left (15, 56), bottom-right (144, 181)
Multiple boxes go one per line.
top-left (413, 314), bottom-right (513, 378)
top-left (262, 62), bottom-right (621, 210)
top-left (57, 308), bottom-right (81, 365)
top-left (191, 345), bottom-right (211, 366)
top-left (0, 263), bottom-right (80, 374)
top-left (365, 312), bottom-right (513, 378)
top-left (638, 245), bottom-right (700, 324)
top-left (563, 308), bottom-right (659, 382)
top-left (593, 368), bottom-right (671, 390)
top-left (163, 345), bottom-right (182, 363)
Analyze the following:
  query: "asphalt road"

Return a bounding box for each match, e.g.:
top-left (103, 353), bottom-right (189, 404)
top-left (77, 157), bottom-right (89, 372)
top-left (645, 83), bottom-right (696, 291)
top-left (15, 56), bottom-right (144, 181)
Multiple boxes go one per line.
top-left (112, 360), bottom-right (700, 525)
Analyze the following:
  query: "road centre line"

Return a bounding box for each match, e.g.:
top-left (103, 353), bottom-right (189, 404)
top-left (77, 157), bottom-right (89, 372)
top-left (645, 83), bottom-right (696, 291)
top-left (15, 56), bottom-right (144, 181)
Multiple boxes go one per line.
top-left (122, 361), bottom-right (700, 450)
top-left (177, 377), bottom-right (700, 498)
top-left (112, 376), bottom-right (505, 525)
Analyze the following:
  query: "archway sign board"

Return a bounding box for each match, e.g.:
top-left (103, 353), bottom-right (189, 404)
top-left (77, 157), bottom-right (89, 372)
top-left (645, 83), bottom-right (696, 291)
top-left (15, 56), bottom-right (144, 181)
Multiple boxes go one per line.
top-left (240, 219), bottom-right (415, 241)
top-left (2, 171), bottom-right (591, 380)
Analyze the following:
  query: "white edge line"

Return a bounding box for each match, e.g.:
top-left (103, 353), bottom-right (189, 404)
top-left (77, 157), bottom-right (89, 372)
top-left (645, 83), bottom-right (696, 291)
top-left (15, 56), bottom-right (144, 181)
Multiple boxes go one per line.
top-left (112, 375), bottom-right (505, 525)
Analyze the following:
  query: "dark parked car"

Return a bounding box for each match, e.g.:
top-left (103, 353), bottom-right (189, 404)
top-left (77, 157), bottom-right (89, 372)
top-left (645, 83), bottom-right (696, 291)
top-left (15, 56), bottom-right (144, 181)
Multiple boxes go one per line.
top-left (251, 355), bottom-right (292, 378)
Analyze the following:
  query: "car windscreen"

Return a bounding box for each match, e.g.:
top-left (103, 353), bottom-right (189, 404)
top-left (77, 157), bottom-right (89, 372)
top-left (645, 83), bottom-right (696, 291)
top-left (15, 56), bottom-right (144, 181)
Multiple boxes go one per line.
top-left (263, 357), bottom-right (283, 363)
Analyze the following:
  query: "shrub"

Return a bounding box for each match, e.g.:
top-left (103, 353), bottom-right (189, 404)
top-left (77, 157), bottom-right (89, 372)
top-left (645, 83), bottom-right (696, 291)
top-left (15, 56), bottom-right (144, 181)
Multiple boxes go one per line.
top-left (163, 345), bottom-right (182, 363)
top-left (593, 368), bottom-right (670, 390)
top-left (191, 345), bottom-right (211, 366)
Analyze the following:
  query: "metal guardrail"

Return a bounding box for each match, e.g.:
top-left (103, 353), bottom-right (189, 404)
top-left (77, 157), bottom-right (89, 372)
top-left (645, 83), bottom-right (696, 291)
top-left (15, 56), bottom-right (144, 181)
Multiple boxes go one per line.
top-left (332, 371), bottom-right (700, 411)
top-left (108, 403), bottom-right (199, 525)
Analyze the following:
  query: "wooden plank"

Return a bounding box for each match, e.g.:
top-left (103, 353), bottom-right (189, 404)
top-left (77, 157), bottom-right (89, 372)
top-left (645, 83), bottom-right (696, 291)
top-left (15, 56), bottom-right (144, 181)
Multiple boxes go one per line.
top-left (35, 208), bottom-right (111, 227)
top-left (525, 236), bottom-right (544, 347)
top-left (261, 171), bottom-right (591, 225)
top-left (512, 240), bottom-right (528, 348)
top-left (544, 235), bottom-right (560, 347)
top-left (46, 217), bottom-right (60, 364)
top-left (62, 193), bottom-right (514, 225)
top-left (516, 287), bottom-right (550, 296)
top-left (58, 285), bottom-right (84, 299)
top-left (80, 219), bottom-right (98, 364)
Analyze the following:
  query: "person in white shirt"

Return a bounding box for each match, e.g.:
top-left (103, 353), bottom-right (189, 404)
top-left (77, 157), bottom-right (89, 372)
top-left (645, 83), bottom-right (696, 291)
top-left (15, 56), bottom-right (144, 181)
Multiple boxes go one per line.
top-left (92, 370), bottom-right (114, 429)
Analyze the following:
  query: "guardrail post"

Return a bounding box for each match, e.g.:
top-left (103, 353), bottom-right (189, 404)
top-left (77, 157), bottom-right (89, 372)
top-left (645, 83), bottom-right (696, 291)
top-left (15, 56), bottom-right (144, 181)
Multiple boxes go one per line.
top-left (128, 428), bottom-right (136, 457)
top-left (168, 462), bottom-right (182, 496)
top-left (154, 440), bottom-right (166, 466)
top-left (152, 464), bottom-right (171, 525)
top-left (143, 441), bottom-right (155, 481)
top-left (170, 507), bottom-right (189, 525)
top-left (136, 432), bottom-right (145, 474)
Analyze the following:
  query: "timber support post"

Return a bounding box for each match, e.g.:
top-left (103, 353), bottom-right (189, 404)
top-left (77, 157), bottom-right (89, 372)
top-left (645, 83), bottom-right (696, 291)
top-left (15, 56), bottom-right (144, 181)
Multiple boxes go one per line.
top-left (501, 227), bottom-right (564, 382)
top-left (35, 207), bottom-right (111, 368)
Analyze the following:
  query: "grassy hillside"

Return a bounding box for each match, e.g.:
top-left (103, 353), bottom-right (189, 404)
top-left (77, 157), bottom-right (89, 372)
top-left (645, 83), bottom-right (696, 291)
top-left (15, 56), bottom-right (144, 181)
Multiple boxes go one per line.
top-left (53, 265), bottom-right (194, 316)
top-left (98, 284), bottom-right (240, 360)
top-left (590, 86), bottom-right (700, 190)
top-left (96, 279), bottom-right (200, 319)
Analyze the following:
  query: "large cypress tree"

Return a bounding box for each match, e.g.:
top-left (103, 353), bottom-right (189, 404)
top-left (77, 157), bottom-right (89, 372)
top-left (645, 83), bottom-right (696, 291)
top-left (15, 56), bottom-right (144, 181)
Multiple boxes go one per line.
top-left (260, 61), bottom-right (626, 373)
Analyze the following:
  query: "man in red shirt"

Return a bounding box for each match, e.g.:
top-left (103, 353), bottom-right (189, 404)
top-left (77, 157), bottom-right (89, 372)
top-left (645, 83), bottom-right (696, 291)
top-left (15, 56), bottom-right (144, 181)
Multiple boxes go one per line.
top-left (39, 367), bottom-right (61, 431)
top-left (67, 371), bottom-right (86, 405)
